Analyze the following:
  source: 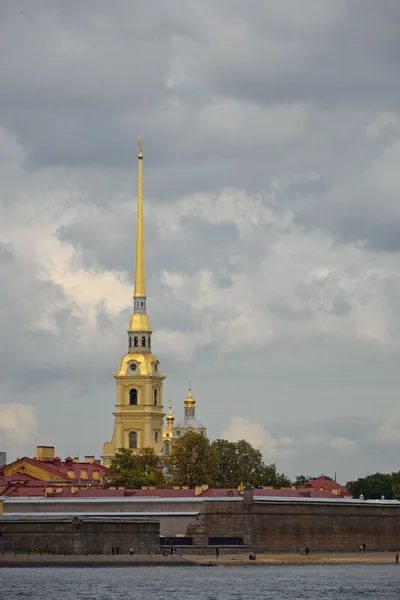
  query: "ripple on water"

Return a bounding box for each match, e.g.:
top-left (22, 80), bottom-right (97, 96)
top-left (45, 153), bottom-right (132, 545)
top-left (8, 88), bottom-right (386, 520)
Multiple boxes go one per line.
top-left (2, 564), bottom-right (400, 600)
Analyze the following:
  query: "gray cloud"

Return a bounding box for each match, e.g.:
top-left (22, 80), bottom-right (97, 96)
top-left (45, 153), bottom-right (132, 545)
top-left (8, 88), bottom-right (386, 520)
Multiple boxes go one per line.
top-left (2, 0), bottom-right (400, 480)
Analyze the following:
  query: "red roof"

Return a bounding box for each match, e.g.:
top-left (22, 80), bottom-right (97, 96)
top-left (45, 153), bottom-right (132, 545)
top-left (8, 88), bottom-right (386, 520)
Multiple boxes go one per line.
top-left (0, 456), bottom-right (108, 484)
top-left (303, 476), bottom-right (351, 497)
top-left (0, 484), bottom-right (349, 499)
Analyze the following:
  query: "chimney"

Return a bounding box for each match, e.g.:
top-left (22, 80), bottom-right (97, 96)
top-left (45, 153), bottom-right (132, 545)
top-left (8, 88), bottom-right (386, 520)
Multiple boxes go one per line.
top-left (73, 457), bottom-right (79, 464)
top-left (84, 456), bottom-right (95, 464)
top-left (36, 446), bottom-right (55, 461)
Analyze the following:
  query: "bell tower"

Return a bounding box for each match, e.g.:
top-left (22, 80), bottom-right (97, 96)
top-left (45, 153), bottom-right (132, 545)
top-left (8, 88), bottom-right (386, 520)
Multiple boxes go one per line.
top-left (102, 136), bottom-right (166, 467)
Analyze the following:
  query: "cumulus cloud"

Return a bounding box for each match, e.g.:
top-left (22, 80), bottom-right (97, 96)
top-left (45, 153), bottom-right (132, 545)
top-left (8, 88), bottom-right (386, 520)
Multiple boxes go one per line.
top-left (222, 417), bottom-right (296, 461)
top-left (0, 403), bottom-right (39, 455)
top-left (375, 408), bottom-right (400, 446)
top-left (223, 417), bottom-right (358, 465)
top-left (303, 434), bottom-right (358, 454)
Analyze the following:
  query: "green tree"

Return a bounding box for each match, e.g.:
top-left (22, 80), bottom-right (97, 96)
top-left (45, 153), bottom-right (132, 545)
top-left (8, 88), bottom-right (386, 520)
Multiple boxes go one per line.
top-left (168, 431), bottom-right (218, 487)
top-left (345, 472), bottom-right (397, 500)
top-left (254, 463), bottom-right (292, 488)
top-left (211, 439), bottom-right (292, 488)
top-left (235, 439), bottom-right (264, 485)
top-left (211, 439), bottom-right (239, 487)
top-left (294, 475), bottom-right (314, 488)
top-left (105, 447), bottom-right (165, 489)
top-left (392, 482), bottom-right (400, 500)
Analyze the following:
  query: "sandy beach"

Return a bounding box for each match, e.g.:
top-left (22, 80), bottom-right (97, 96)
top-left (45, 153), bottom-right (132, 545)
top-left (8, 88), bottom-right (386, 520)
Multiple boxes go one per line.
top-left (0, 552), bottom-right (398, 567)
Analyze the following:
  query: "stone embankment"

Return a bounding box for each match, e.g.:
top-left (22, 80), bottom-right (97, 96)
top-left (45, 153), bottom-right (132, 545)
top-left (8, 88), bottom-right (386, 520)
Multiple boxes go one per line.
top-left (0, 552), bottom-right (399, 567)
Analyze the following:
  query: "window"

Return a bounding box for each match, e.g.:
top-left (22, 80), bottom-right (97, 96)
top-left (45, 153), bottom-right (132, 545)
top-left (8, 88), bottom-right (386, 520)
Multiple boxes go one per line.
top-left (153, 389), bottom-right (158, 405)
top-left (129, 431), bottom-right (137, 449)
top-left (129, 336), bottom-right (132, 347)
top-left (148, 336), bottom-right (151, 347)
top-left (141, 336), bottom-right (146, 347)
top-left (155, 431), bottom-right (159, 442)
top-left (129, 388), bottom-right (138, 405)
top-left (177, 430), bottom-right (181, 436)
top-left (134, 336), bottom-right (138, 347)
top-left (141, 301), bottom-right (144, 307)
top-left (164, 441), bottom-right (170, 455)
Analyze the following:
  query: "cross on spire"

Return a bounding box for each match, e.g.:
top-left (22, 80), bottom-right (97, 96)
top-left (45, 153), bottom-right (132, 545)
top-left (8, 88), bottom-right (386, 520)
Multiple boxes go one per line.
top-left (138, 133), bottom-right (144, 154)
top-left (188, 379), bottom-right (192, 392)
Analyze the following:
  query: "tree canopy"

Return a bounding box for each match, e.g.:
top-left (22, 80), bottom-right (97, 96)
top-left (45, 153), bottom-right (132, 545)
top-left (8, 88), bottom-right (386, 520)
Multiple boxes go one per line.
top-left (346, 472), bottom-right (400, 500)
top-left (105, 447), bottom-right (165, 489)
top-left (167, 431), bottom-right (219, 487)
top-left (168, 433), bottom-right (291, 488)
top-left (104, 435), bottom-right (293, 490)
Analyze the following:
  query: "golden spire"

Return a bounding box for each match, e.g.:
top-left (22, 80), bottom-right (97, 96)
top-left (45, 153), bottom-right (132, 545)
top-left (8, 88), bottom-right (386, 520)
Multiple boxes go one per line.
top-left (163, 399), bottom-right (175, 440)
top-left (166, 399), bottom-right (175, 423)
top-left (134, 133), bottom-right (146, 298)
top-left (184, 380), bottom-right (196, 409)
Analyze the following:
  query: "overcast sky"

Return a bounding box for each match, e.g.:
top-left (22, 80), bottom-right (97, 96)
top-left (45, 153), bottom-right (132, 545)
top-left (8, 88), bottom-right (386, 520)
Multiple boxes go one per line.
top-left (1, 0), bottom-right (400, 483)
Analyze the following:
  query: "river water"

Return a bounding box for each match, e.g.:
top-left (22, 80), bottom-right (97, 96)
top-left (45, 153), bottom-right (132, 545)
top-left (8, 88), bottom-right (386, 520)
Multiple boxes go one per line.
top-left (2, 564), bottom-right (400, 599)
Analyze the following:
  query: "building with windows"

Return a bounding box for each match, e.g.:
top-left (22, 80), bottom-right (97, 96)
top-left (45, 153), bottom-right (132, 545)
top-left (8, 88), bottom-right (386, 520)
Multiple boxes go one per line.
top-left (101, 139), bottom-right (208, 466)
top-left (101, 138), bottom-right (167, 467)
top-left (0, 445), bottom-right (107, 492)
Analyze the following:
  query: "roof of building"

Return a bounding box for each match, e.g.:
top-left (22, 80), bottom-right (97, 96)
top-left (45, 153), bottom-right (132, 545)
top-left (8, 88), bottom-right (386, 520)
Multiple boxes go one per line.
top-left (0, 484), bottom-right (352, 500)
top-left (302, 475), bottom-right (352, 497)
top-left (1, 455), bottom-right (107, 482)
top-left (174, 419), bottom-right (206, 430)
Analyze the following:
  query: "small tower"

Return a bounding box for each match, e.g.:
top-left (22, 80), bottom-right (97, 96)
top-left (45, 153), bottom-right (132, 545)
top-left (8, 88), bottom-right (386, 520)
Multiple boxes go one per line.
top-left (173, 382), bottom-right (207, 439)
top-left (162, 400), bottom-right (175, 456)
top-left (102, 137), bottom-right (166, 466)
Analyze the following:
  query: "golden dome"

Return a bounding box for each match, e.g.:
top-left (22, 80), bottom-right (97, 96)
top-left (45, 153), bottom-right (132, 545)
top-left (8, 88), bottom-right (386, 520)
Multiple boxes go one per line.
top-left (166, 401), bottom-right (175, 422)
top-left (163, 400), bottom-right (175, 441)
top-left (184, 383), bottom-right (196, 409)
top-left (115, 352), bottom-right (164, 377)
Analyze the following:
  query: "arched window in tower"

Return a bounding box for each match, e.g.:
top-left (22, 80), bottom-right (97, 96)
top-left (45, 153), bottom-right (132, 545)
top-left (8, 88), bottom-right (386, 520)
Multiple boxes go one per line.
top-left (129, 336), bottom-right (132, 347)
top-left (129, 388), bottom-right (138, 405)
top-left (148, 336), bottom-right (151, 347)
top-left (134, 336), bottom-right (138, 347)
top-left (129, 431), bottom-right (137, 449)
top-left (153, 389), bottom-right (158, 406)
top-left (165, 441), bottom-right (170, 455)
top-left (141, 336), bottom-right (146, 347)
top-left (155, 431), bottom-right (159, 442)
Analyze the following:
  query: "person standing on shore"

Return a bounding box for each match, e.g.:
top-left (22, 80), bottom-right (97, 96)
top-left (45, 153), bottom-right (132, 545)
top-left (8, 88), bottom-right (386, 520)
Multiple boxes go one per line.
top-left (215, 548), bottom-right (219, 559)
top-left (111, 546), bottom-right (115, 556)
top-left (116, 546), bottom-right (120, 556)
top-left (396, 552), bottom-right (399, 564)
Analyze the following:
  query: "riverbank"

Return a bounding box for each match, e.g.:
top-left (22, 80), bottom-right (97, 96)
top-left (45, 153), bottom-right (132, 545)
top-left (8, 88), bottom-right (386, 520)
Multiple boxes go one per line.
top-left (0, 552), bottom-right (399, 567)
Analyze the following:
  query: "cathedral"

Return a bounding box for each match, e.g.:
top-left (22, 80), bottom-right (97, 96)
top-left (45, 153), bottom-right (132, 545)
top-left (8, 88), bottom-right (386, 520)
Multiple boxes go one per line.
top-left (101, 139), bottom-right (207, 466)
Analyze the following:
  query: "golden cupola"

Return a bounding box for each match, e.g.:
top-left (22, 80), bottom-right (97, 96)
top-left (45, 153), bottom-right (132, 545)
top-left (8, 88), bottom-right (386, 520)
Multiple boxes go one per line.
top-left (173, 381), bottom-right (207, 438)
top-left (163, 400), bottom-right (175, 441)
top-left (184, 384), bottom-right (196, 410)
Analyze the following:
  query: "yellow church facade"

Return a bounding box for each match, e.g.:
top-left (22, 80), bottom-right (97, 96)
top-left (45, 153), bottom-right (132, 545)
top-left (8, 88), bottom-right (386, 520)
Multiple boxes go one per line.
top-left (101, 138), bottom-right (208, 467)
top-left (101, 138), bottom-right (166, 466)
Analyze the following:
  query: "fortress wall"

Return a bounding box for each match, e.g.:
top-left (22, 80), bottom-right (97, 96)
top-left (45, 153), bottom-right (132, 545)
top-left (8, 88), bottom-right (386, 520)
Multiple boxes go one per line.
top-left (0, 518), bottom-right (159, 555)
top-left (187, 499), bottom-right (400, 552)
